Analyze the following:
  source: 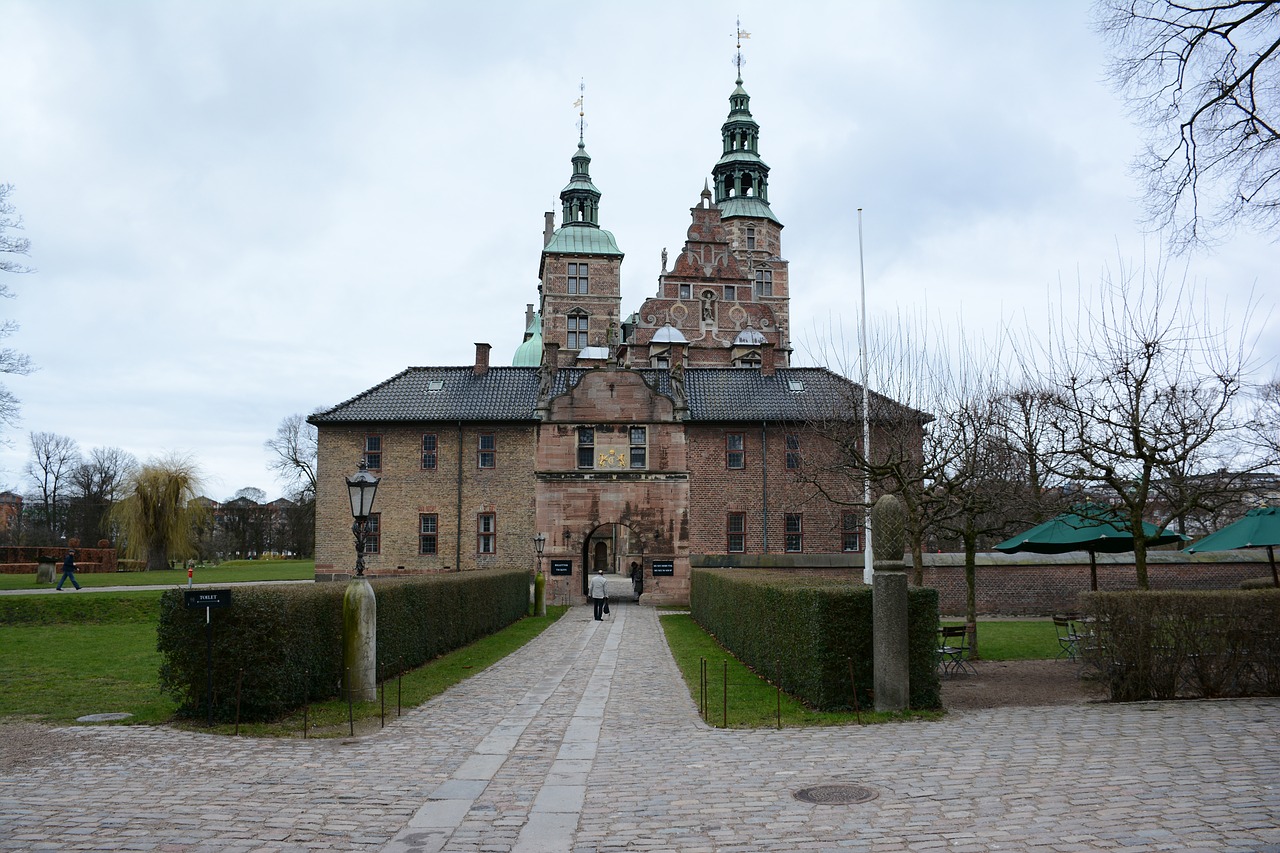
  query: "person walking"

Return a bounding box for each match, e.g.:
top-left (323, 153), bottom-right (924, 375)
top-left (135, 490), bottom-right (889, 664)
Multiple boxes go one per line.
top-left (56, 549), bottom-right (81, 591)
top-left (589, 568), bottom-right (608, 620)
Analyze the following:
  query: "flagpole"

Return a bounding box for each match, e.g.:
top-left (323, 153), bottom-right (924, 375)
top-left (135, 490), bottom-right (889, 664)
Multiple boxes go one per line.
top-left (859, 208), bottom-right (873, 584)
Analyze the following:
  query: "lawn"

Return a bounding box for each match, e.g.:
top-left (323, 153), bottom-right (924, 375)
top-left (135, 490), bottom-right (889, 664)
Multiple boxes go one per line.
top-left (943, 619), bottom-right (1060, 660)
top-left (0, 559), bottom-right (316, 591)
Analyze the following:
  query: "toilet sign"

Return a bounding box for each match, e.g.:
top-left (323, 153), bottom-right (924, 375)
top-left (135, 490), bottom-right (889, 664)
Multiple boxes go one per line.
top-left (184, 589), bottom-right (232, 609)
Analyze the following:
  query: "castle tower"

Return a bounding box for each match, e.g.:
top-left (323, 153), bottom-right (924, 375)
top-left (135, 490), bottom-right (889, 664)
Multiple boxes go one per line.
top-left (538, 129), bottom-right (624, 368)
top-left (629, 73), bottom-right (791, 367)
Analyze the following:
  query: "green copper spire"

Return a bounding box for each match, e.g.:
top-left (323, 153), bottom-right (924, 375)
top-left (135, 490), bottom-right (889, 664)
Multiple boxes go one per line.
top-left (712, 73), bottom-right (779, 223)
top-left (560, 141), bottom-right (601, 227)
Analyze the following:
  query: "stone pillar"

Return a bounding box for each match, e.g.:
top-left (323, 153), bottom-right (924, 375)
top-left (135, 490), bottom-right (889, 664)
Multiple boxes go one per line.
top-left (872, 494), bottom-right (909, 712)
top-left (343, 577), bottom-right (377, 702)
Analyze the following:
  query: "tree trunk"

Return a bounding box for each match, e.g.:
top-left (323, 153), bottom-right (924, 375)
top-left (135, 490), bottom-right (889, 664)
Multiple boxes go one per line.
top-left (965, 533), bottom-right (979, 660)
top-left (1130, 507), bottom-right (1150, 590)
top-left (146, 540), bottom-right (168, 571)
top-left (911, 542), bottom-right (924, 587)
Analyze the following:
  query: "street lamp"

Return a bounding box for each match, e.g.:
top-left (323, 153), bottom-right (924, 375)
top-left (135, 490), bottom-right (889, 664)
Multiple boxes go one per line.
top-left (346, 461), bottom-right (381, 577)
top-left (532, 532), bottom-right (547, 616)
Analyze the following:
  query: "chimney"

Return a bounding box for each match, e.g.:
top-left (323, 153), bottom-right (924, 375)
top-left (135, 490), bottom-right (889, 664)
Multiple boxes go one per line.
top-left (474, 343), bottom-right (491, 376)
top-left (544, 341), bottom-right (561, 367)
top-left (760, 342), bottom-right (776, 376)
top-left (543, 212), bottom-right (555, 246)
top-left (524, 303), bottom-right (534, 337)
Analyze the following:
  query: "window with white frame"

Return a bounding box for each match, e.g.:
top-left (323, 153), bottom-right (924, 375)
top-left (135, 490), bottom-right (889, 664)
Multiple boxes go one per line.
top-left (629, 426), bottom-right (647, 469)
top-left (842, 511), bottom-right (861, 552)
top-left (477, 513), bottom-right (496, 554)
top-left (422, 433), bottom-right (437, 470)
top-left (785, 514), bottom-right (803, 552)
top-left (420, 514), bottom-right (438, 554)
top-left (727, 512), bottom-right (746, 553)
top-left (363, 434), bottom-right (382, 471)
top-left (726, 432), bottom-right (745, 469)
top-left (478, 434), bottom-right (496, 469)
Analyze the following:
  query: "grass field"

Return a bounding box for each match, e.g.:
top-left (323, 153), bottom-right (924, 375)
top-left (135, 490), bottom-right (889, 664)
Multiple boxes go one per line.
top-left (0, 559), bottom-right (316, 591)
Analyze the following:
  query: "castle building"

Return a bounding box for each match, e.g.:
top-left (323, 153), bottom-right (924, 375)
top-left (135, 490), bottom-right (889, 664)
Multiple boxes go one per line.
top-left (311, 73), bottom-right (914, 603)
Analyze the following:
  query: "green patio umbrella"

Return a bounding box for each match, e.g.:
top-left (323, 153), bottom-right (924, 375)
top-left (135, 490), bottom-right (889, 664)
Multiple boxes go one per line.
top-left (995, 508), bottom-right (1186, 591)
top-left (1187, 507), bottom-right (1280, 588)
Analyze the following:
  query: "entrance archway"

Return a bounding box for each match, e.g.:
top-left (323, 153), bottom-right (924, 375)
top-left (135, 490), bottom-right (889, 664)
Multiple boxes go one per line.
top-left (579, 521), bottom-right (645, 598)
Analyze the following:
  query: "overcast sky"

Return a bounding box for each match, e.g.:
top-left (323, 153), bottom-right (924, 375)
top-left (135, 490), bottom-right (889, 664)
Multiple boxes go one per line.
top-left (1, 0), bottom-right (1275, 501)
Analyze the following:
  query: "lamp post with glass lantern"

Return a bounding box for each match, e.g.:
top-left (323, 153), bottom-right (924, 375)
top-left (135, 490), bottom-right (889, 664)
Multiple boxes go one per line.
top-left (533, 532), bottom-right (547, 616)
top-left (343, 461), bottom-right (380, 703)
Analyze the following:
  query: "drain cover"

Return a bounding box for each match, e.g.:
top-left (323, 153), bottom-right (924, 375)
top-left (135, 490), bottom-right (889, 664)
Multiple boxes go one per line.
top-left (793, 784), bottom-right (878, 804)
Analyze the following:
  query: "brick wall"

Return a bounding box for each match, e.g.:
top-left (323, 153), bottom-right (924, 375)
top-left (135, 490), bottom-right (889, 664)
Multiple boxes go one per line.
top-left (315, 423), bottom-right (536, 577)
top-left (919, 552), bottom-right (1273, 616)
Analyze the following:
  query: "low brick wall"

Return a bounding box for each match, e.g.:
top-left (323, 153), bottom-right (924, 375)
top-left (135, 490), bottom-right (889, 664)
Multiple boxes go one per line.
top-left (0, 546), bottom-right (119, 575)
top-left (920, 551), bottom-right (1272, 616)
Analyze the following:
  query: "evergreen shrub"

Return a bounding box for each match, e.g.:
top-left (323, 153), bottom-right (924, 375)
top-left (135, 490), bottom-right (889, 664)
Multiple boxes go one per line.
top-left (157, 569), bottom-right (528, 722)
top-left (690, 569), bottom-right (940, 711)
top-left (1082, 589), bottom-right (1280, 701)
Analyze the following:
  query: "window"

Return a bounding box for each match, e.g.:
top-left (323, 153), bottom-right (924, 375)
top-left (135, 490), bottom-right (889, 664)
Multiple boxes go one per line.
top-left (726, 433), bottom-right (745, 469)
top-left (478, 433), bottom-right (496, 469)
top-left (679, 283), bottom-right (691, 300)
top-left (567, 262), bottom-right (589, 295)
top-left (362, 513), bottom-right (380, 554)
top-left (422, 433), bottom-right (437, 470)
top-left (746, 226), bottom-right (756, 250)
top-left (578, 427), bottom-right (595, 469)
top-left (419, 514), bottom-right (438, 555)
top-left (786, 434), bottom-right (801, 469)
top-left (477, 513), bottom-right (496, 554)
top-left (655, 354), bottom-right (670, 368)
top-left (363, 435), bottom-right (382, 471)
top-left (842, 511), bottom-right (861, 552)
top-left (785, 514), bottom-right (803, 552)
top-left (724, 284), bottom-right (739, 301)
top-left (629, 426), bottom-right (647, 469)
top-left (567, 311), bottom-right (589, 350)
top-left (754, 267), bottom-right (773, 297)
top-left (727, 512), bottom-right (745, 553)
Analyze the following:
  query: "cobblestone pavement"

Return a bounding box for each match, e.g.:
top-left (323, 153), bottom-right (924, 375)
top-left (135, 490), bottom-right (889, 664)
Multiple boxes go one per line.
top-left (1, 602), bottom-right (1278, 852)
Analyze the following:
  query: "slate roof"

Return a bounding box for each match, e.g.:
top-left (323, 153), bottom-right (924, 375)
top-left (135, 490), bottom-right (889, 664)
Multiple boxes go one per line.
top-left (309, 365), bottom-right (902, 425)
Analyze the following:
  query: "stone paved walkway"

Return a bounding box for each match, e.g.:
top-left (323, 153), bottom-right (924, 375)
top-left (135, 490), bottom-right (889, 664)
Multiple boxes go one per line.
top-left (1, 602), bottom-right (1278, 852)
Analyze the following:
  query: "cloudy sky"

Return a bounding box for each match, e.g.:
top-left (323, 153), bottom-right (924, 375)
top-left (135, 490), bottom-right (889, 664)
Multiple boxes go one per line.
top-left (1, 0), bottom-right (1275, 500)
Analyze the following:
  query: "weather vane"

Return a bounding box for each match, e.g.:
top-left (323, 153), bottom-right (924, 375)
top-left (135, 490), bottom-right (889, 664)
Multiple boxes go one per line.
top-left (573, 79), bottom-right (585, 144)
top-left (734, 17), bottom-right (751, 77)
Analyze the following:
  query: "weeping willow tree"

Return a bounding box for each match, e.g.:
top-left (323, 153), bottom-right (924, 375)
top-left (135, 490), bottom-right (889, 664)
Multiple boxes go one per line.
top-left (111, 455), bottom-right (206, 571)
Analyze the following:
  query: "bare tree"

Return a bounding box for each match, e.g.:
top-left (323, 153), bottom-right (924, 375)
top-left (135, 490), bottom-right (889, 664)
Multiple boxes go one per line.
top-left (265, 413), bottom-right (318, 500)
top-left (1097, 1), bottom-right (1280, 249)
top-left (66, 447), bottom-right (139, 544)
top-left (25, 431), bottom-right (80, 539)
top-left (0, 184), bottom-right (35, 428)
top-left (1028, 260), bottom-right (1262, 588)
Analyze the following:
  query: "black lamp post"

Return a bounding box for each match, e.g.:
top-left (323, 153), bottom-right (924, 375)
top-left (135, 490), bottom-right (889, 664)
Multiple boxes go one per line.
top-left (533, 532), bottom-right (547, 572)
top-left (346, 461), bottom-right (381, 577)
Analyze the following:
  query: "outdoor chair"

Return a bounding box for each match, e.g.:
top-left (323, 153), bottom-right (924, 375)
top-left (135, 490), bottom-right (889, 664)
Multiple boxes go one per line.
top-left (1053, 615), bottom-right (1085, 661)
top-left (937, 625), bottom-right (975, 676)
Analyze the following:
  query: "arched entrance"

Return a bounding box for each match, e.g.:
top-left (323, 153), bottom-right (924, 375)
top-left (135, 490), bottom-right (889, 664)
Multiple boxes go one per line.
top-left (579, 521), bottom-right (644, 598)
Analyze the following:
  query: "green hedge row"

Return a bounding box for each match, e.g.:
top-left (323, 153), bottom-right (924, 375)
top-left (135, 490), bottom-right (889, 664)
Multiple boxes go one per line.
top-left (1082, 590), bottom-right (1280, 701)
top-left (690, 569), bottom-right (940, 711)
top-left (157, 569), bottom-right (528, 722)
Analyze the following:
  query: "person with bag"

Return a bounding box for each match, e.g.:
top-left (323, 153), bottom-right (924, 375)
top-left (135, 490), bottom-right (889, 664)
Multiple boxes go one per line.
top-left (589, 568), bottom-right (608, 620)
top-left (56, 549), bottom-right (81, 591)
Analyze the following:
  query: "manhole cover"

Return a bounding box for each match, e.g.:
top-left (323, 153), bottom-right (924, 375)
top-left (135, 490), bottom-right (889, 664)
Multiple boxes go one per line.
top-left (793, 784), bottom-right (878, 804)
top-left (76, 713), bottom-right (133, 723)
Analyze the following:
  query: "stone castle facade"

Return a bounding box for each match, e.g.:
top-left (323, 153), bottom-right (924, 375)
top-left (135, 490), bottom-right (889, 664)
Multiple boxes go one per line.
top-left (311, 73), bottom-right (913, 604)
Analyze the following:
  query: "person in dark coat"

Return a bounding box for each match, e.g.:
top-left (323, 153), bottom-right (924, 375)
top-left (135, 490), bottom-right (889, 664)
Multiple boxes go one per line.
top-left (56, 550), bottom-right (81, 591)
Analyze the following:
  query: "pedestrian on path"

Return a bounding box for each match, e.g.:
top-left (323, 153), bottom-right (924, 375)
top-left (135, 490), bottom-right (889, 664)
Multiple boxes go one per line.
top-left (589, 568), bottom-right (608, 620)
top-left (56, 550), bottom-right (81, 591)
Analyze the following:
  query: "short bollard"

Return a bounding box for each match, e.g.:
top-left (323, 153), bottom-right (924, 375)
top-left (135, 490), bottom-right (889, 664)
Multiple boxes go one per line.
top-left (303, 668), bottom-right (309, 740)
top-left (722, 660), bottom-right (728, 728)
top-left (346, 667), bottom-right (354, 737)
top-left (234, 669), bottom-right (243, 736)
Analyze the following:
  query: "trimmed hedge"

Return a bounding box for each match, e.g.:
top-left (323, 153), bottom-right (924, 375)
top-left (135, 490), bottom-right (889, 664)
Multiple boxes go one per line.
top-left (690, 569), bottom-right (940, 711)
top-left (1082, 589), bottom-right (1280, 701)
top-left (157, 569), bottom-right (528, 722)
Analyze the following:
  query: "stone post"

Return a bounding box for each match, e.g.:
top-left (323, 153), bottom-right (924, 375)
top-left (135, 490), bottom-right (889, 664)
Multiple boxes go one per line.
top-left (872, 494), bottom-right (910, 712)
top-left (343, 577), bottom-right (377, 702)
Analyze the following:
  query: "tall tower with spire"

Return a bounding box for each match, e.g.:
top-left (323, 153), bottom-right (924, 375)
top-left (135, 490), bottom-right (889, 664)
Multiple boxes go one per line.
top-left (627, 59), bottom-right (791, 368)
top-left (537, 87), bottom-right (625, 368)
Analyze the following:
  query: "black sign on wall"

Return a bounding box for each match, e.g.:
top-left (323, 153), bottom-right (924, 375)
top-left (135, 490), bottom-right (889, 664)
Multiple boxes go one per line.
top-left (550, 559), bottom-right (573, 576)
top-left (652, 560), bottom-right (674, 576)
